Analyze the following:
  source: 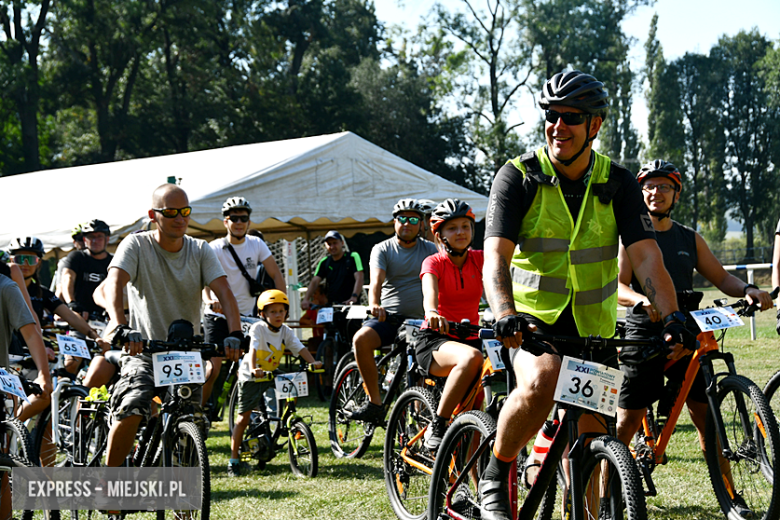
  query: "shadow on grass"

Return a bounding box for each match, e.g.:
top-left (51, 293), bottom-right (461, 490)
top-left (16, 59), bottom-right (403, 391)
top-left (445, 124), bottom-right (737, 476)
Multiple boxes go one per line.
top-left (649, 504), bottom-right (722, 519)
top-left (211, 489), bottom-right (299, 501)
top-left (317, 460), bottom-right (385, 479)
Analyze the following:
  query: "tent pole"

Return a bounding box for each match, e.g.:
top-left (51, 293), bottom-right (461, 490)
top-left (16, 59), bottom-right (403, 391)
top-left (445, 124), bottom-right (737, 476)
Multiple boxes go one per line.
top-left (306, 230), bottom-right (312, 283)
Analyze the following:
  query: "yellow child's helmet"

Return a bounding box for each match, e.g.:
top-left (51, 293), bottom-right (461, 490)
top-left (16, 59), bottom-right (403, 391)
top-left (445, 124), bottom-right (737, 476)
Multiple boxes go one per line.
top-left (257, 289), bottom-right (289, 312)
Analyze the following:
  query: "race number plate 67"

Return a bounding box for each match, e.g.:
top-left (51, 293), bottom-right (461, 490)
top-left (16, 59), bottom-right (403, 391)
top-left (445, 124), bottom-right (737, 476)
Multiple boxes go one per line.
top-left (553, 356), bottom-right (624, 417)
top-left (152, 351), bottom-right (206, 387)
top-left (275, 372), bottom-right (309, 398)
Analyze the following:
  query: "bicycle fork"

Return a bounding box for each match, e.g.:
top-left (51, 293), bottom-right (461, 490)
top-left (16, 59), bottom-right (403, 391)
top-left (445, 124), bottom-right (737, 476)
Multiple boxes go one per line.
top-left (700, 351), bottom-right (743, 460)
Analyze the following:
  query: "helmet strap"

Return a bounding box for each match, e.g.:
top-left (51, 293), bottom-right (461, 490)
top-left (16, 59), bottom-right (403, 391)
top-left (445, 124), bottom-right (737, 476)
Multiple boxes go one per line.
top-left (441, 237), bottom-right (470, 257)
top-left (558, 114), bottom-right (594, 167)
top-left (261, 316), bottom-right (282, 333)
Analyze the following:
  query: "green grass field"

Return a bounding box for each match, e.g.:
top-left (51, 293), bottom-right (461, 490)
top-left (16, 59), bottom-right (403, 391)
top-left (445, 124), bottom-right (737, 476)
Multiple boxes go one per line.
top-left (205, 287), bottom-right (780, 520)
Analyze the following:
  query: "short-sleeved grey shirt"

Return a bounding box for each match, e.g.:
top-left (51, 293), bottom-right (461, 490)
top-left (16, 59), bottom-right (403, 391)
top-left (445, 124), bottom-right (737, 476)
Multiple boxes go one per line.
top-left (370, 237), bottom-right (437, 318)
top-left (0, 274), bottom-right (36, 367)
top-left (109, 232), bottom-right (226, 341)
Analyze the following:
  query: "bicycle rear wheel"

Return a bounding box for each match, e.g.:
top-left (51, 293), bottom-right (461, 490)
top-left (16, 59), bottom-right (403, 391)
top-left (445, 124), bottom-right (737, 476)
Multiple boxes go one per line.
top-left (577, 435), bottom-right (647, 520)
top-left (288, 419), bottom-right (318, 478)
top-left (706, 375), bottom-right (780, 520)
top-left (32, 386), bottom-right (88, 467)
top-left (428, 411), bottom-right (496, 520)
top-left (156, 421), bottom-right (210, 520)
top-left (1, 417), bottom-right (33, 462)
top-left (328, 361), bottom-right (376, 459)
top-left (384, 386), bottom-right (438, 520)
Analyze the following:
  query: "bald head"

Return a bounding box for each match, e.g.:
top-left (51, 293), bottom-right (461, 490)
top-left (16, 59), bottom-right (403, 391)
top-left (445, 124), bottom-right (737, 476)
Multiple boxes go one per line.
top-left (152, 184), bottom-right (188, 208)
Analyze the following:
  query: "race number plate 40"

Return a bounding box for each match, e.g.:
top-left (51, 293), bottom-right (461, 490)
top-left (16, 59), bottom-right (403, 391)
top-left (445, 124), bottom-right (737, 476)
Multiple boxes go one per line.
top-left (56, 334), bottom-right (91, 359)
top-left (554, 356), bottom-right (624, 417)
top-left (689, 307), bottom-right (744, 332)
top-left (152, 351), bottom-right (206, 387)
top-left (275, 372), bottom-right (309, 398)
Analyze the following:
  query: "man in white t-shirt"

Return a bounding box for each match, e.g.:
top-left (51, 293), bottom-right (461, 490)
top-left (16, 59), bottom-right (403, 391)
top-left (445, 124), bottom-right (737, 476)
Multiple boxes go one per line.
top-left (202, 196), bottom-right (286, 404)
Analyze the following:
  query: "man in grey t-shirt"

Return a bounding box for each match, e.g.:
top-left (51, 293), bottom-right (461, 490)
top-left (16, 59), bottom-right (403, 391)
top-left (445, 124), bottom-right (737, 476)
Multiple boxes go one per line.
top-left (348, 199), bottom-right (437, 424)
top-left (101, 184), bottom-right (243, 467)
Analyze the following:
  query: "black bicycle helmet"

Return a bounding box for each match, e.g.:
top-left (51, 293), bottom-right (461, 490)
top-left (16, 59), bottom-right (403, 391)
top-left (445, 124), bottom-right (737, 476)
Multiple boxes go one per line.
top-left (8, 237), bottom-right (45, 257)
top-left (430, 199), bottom-right (476, 257)
top-left (81, 219), bottom-right (111, 236)
top-left (222, 196), bottom-right (252, 216)
top-left (539, 71), bottom-right (609, 167)
top-left (392, 198), bottom-right (424, 218)
top-left (637, 159), bottom-right (683, 221)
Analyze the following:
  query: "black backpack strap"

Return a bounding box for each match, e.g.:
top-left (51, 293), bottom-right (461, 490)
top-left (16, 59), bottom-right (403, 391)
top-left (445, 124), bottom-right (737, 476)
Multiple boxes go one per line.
top-left (518, 151), bottom-right (559, 188)
top-left (591, 161), bottom-right (627, 205)
top-left (225, 241), bottom-right (256, 287)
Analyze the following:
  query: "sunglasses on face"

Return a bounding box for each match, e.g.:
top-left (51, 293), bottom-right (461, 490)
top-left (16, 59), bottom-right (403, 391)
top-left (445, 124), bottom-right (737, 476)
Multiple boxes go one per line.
top-left (545, 110), bottom-right (588, 126)
top-left (153, 206), bottom-right (192, 218)
top-left (227, 215), bottom-right (250, 223)
top-left (396, 216), bottom-right (420, 225)
top-left (13, 254), bottom-right (40, 266)
top-left (641, 184), bottom-right (675, 194)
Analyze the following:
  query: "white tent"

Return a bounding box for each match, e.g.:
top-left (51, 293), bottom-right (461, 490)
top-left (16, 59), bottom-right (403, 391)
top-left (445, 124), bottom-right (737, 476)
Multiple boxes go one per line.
top-left (0, 131), bottom-right (488, 253)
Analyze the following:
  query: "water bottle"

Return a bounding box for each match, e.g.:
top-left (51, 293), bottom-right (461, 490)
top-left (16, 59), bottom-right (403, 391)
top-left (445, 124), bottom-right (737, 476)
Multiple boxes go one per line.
top-left (525, 419), bottom-right (558, 487)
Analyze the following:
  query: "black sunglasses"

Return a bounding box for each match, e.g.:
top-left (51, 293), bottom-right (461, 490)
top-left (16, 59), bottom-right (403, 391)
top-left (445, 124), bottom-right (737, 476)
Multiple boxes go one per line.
top-left (545, 110), bottom-right (588, 126)
top-left (396, 216), bottom-right (420, 225)
top-left (227, 215), bottom-right (250, 223)
top-left (153, 206), bottom-right (192, 218)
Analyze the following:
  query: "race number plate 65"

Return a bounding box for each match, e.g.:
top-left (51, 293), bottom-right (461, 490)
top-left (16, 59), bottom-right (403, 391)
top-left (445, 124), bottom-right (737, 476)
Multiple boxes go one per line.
top-left (152, 351), bottom-right (206, 387)
top-left (689, 307), bottom-right (744, 332)
top-left (275, 372), bottom-right (309, 398)
top-left (56, 334), bottom-right (91, 359)
top-left (554, 356), bottom-right (624, 417)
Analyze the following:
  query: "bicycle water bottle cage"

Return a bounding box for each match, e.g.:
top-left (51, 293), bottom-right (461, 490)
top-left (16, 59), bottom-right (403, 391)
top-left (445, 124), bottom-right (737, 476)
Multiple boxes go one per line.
top-left (167, 319), bottom-right (194, 341)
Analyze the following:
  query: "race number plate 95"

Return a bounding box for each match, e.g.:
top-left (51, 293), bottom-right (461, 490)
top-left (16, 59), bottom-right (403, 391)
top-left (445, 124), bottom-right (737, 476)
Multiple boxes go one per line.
top-left (152, 351), bottom-right (206, 387)
top-left (553, 356), bottom-right (624, 417)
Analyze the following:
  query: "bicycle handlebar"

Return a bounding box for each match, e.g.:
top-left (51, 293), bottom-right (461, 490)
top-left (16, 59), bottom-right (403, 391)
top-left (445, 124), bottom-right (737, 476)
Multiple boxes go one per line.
top-left (713, 286), bottom-right (780, 318)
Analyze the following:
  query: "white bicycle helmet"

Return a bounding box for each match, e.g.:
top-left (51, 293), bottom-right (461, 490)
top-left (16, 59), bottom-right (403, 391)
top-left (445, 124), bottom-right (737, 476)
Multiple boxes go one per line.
top-left (222, 196), bottom-right (252, 216)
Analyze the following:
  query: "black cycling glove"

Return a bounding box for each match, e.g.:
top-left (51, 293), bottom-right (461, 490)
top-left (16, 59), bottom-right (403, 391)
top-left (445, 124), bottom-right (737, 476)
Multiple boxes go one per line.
top-left (224, 330), bottom-right (245, 352)
top-left (662, 321), bottom-right (697, 352)
top-left (109, 324), bottom-right (142, 347)
top-left (493, 315), bottom-right (530, 339)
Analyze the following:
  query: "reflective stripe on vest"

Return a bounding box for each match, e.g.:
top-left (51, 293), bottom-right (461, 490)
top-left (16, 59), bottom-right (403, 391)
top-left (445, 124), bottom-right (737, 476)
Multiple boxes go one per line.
top-left (508, 147), bottom-right (619, 337)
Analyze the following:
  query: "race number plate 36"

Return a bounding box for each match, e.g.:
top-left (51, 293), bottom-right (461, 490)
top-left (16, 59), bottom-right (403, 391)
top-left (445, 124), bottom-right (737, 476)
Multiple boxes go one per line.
top-left (0, 368), bottom-right (29, 403)
top-left (554, 356), bottom-right (624, 417)
top-left (56, 334), bottom-right (91, 359)
top-left (275, 372), bottom-right (308, 398)
top-left (689, 307), bottom-right (744, 332)
top-left (152, 351), bottom-right (206, 387)
top-left (317, 307), bottom-right (334, 324)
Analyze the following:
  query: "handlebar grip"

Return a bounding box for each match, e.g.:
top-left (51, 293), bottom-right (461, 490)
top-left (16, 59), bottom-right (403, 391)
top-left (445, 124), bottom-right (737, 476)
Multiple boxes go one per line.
top-left (771, 287), bottom-right (780, 299)
top-left (478, 328), bottom-right (495, 340)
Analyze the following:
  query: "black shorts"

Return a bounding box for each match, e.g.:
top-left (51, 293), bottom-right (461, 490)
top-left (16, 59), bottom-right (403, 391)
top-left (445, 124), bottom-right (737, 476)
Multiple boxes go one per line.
top-left (361, 318), bottom-right (399, 346)
top-left (618, 351), bottom-right (707, 410)
top-left (508, 310), bottom-right (618, 368)
top-left (204, 314), bottom-right (229, 347)
top-left (414, 329), bottom-right (482, 373)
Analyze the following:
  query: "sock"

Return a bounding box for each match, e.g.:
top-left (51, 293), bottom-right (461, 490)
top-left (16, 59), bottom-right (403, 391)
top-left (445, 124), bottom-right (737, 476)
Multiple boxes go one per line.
top-left (229, 458), bottom-right (240, 465)
top-left (483, 449), bottom-right (514, 483)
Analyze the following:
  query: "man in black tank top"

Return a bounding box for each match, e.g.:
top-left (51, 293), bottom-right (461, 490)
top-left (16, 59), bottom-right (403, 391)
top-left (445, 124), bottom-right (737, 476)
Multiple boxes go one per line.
top-left (615, 160), bottom-right (773, 513)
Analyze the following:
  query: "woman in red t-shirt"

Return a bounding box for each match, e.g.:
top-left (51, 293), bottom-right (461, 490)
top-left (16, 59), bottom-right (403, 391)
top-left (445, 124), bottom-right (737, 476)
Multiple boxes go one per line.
top-left (416, 199), bottom-right (485, 450)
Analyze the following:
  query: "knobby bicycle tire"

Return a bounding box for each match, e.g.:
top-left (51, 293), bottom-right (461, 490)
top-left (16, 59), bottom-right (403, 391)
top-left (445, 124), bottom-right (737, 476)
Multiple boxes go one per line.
top-left (705, 374), bottom-right (780, 520)
top-left (0, 452), bottom-right (35, 520)
top-left (155, 421), bottom-right (210, 520)
top-left (384, 386), bottom-right (438, 520)
top-left (328, 361), bottom-right (378, 459)
top-left (2, 417), bottom-right (34, 463)
top-left (288, 419), bottom-right (318, 478)
top-left (578, 435), bottom-right (647, 520)
top-left (428, 411), bottom-right (496, 520)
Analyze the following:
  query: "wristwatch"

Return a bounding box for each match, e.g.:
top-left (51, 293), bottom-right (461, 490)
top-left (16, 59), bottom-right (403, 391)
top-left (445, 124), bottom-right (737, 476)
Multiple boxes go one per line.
top-left (351, 293), bottom-right (360, 299)
top-left (663, 311), bottom-right (687, 326)
top-left (743, 283), bottom-right (759, 296)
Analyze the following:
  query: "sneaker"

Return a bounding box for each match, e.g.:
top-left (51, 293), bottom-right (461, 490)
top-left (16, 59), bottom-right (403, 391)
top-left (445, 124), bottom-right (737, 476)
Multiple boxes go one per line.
top-left (451, 483), bottom-right (480, 518)
top-left (732, 493), bottom-right (755, 519)
top-left (424, 420), bottom-right (447, 450)
top-left (227, 462), bottom-right (242, 477)
top-left (346, 401), bottom-right (385, 425)
top-left (477, 478), bottom-right (512, 520)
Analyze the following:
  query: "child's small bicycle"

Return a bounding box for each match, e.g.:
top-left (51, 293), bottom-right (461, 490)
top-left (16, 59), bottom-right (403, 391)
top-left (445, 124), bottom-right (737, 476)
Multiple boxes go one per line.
top-left (239, 361), bottom-right (324, 477)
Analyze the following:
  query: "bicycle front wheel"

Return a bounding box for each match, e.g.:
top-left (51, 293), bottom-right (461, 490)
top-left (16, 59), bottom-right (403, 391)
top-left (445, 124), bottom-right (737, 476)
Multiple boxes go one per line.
top-left (577, 435), bottom-right (647, 520)
top-left (706, 375), bottom-right (780, 520)
top-left (288, 419), bottom-right (318, 478)
top-left (1, 453), bottom-right (35, 520)
top-left (328, 361), bottom-right (375, 459)
top-left (428, 411), bottom-right (496, 520)
top-left (156, 421), bottom-right (210, 520)
top-left (1, 417), bottom-right (34, 462)
top-left (32, 385), bottom-right (88, 467)
top-left (384, 386), bottom-right (438, 520)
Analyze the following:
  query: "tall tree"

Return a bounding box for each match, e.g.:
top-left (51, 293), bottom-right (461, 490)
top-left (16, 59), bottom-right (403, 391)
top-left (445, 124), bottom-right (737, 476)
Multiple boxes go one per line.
top-left (0, 0), bottom-right (52, 173)
top-left (712, 30), bottom-right (778, 256)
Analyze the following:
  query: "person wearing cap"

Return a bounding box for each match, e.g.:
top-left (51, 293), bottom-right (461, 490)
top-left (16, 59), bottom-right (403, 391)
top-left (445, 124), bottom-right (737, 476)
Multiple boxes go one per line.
top-left (202, 196), bottom-right (285, 405)
top-left (346, 198), bottom-right (437, 424)
top-left (302, 230), bottom-right (364, 308)
top-left (52, 224), bottom-right (86, 298)
top-left (480, 71), bottom-right (693, 520)
top-left (60, 218), bottom-right (113, 318)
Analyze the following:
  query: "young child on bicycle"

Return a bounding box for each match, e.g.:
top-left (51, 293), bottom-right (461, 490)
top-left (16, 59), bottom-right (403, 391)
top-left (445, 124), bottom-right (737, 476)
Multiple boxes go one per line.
top-left (228, 289), bottom-right (321, 476)
top-left (415, 199), bottom-right (485, 450)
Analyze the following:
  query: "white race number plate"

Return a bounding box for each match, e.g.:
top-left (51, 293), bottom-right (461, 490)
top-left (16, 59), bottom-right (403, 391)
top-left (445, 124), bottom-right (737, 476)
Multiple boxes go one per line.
top-left (689, 307), bottom-right (743, 332)
top-left (274, 372), bottom-right (309, 398)
top-left (0, 368), bottom-right (29, 402)
top-left (483, 340), bottom-right (505, 371)
top-left (152, 351), bottom-right (206, 387)
top-left (56, 334), bottom-right (91, 359)
top-left (554, 356), bottom-right (624, 417)
top-left (316, 308), bottom-right (334, 324)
